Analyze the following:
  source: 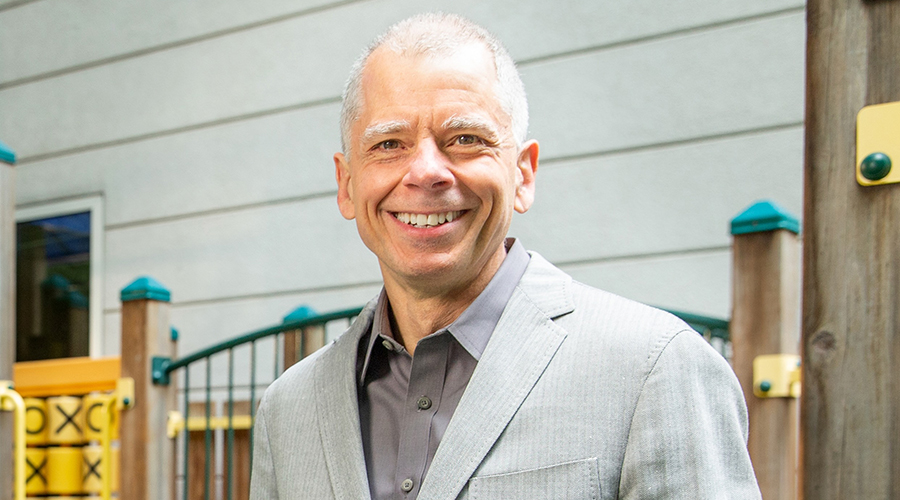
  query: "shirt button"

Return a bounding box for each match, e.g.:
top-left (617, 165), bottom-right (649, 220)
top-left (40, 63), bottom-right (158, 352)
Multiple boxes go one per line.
top-left (401, 478), bottom-right (414, 492)
top-left (416, 396), bottom-right (432, 410)
top-left (381, 339), bottom-right (394, 351)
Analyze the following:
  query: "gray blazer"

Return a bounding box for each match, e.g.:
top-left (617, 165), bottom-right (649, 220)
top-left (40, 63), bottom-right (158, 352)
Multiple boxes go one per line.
top-left (251, 253), bottom-right (761, 499)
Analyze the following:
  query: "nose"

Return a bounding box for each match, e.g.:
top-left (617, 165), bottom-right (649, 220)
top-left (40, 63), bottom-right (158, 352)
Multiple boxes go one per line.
top-left (403, 138), bottom-right (454, 190)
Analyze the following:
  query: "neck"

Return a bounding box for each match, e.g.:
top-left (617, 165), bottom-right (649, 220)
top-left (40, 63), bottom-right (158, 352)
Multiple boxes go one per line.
top-left (382, 245), bottom-right (506, 355)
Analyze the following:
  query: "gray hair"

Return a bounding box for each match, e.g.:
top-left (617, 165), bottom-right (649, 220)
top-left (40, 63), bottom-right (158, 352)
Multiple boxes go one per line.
top-left (339, 13), bottom-right (529, 154)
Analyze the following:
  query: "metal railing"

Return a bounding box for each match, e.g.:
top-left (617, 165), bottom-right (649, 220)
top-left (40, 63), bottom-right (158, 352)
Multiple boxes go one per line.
top-left (152, 306), bottom-right (363, 500)
top-left (151, 304), bottom-right (727, 500)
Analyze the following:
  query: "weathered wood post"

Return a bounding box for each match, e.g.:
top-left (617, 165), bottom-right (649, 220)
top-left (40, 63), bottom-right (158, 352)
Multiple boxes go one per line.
top-left (730, 200), bottom-right (802, 499)
top-left (804, 1), bottom-right (900, 498)
top-left (119, 277), bottom-right (176, 500)
top-left (282, 305), bottom-right (324, 369)
top-left (0, 141), bottom-right (16, 500)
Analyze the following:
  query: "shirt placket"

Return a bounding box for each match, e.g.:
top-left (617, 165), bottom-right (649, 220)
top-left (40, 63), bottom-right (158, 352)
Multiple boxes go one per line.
top-left (393, 333), bottom-right (449, 499)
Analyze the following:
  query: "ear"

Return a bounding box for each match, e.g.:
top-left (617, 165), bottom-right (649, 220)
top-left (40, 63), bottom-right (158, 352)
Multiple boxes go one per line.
top-left (334, 153), bottom-right (356, 220)
top-left (513, 140), bottom-right (539, 214)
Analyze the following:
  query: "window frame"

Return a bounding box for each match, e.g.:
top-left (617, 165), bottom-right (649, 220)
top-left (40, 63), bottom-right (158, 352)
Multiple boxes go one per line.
top-left (16, 195), bottom-right (104, 358)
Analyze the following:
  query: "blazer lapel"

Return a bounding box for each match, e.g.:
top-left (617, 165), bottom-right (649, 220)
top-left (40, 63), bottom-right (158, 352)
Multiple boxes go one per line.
top-left (314, 302), bottom-right (376, 500)
top-left (418, 253), bottom-right (575, 500)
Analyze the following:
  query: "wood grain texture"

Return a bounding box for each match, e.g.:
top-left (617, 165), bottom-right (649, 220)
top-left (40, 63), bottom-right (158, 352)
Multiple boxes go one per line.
top-left (119, 299), bottom-right (175, 500)
top-left (802, 0), bottom-right (900, 498)
top-left (731, 229), bottom-right (801, 499)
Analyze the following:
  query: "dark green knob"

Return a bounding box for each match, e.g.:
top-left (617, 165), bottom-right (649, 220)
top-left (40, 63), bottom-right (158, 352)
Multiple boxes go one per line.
top-left (759, 380), bottom-right (772, 392)
top-left (860, 152), bottom-right (892, 181)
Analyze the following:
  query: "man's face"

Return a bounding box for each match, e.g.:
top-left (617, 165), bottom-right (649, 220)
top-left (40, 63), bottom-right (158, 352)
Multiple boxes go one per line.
top-left (334, 43), bottom-right (538, 294)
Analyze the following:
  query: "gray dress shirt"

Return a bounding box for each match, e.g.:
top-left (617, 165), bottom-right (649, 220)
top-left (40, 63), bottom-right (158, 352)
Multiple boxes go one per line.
top-left (357, 238), bottom-right (530, 500)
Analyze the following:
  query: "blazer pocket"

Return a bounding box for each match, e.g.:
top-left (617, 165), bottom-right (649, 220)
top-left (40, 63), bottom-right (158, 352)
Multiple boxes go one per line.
top-left (468, 457), bottom-right (600, 500)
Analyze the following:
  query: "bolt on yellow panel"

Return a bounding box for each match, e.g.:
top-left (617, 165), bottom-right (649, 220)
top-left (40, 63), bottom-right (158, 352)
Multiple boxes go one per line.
top-left (753, 354), bottom-right (801, 398)
top-left (857, 101), bottom-right (900, 186)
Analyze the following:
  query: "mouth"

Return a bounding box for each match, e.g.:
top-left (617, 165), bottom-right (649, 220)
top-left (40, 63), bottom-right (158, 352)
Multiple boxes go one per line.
top-left (392, 210), bottom-right (464, 228)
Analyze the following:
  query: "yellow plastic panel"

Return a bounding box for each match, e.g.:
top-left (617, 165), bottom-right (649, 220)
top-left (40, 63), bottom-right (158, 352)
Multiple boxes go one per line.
top-left (13, 356), bottom-right (120, 397)
top-left (753, 354), bottom-right (801, 398)
top-left (857, 101), bottom-right (900, 186)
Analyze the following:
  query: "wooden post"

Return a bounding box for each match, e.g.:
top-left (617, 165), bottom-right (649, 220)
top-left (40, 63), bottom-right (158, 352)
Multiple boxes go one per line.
top-left (282, 305), bottom-right (324, 369)
top-left (730, 200), bottom-right (801, 500)
top-left (804, 1), bottom-right (900, 498)
top-left (0, 142), bottom-right (16, 500)
top-left (119, 277), bottom-right (176, 500)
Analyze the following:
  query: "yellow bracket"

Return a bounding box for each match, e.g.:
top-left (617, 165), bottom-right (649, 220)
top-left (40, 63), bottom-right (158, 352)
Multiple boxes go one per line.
top-left (857, 101), bottom-right (900, 186)
top-left (753, 354), bottom-right (801, 398)
top-left (115, 377), bottom-right (135, 410)
top-left (167, 410), bottom-right (253, 439)
top-left (0, 380), bottom-right (27, 500)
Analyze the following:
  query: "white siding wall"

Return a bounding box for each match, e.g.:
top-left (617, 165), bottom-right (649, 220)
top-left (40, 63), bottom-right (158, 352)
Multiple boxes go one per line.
top-left (0, 0), bottom-right (806, 359)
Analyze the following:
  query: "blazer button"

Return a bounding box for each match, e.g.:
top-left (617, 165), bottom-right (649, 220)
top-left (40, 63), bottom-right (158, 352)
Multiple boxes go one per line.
top-left (416, 396), bottom-right (432, 410)
top-left (401, 478), bottom-right (414, 492)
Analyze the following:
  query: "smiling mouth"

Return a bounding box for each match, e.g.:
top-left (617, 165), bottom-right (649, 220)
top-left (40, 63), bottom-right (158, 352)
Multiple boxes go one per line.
top-left (393, 211), bottom-right (464, 228)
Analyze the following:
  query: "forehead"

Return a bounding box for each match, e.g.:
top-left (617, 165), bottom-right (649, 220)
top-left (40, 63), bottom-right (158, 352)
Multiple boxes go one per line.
top-left (353, 44), bottom-right (507, 134)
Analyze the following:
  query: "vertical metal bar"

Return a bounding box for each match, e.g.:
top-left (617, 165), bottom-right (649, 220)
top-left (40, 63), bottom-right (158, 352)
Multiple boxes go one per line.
top-left (226, 348), bottom-right (234, 500)
top-left (249, 340), bottom-right (257, 474)
top-left (183, 368), bottom-right (190, 500)
top-left (204, 357), bottom-right (212, 500)
top-left (273, 333), bottom-right (280, 379)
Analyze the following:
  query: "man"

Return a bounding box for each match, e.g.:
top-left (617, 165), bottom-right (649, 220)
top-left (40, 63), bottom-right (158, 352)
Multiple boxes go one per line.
top-left (251, 13), bottom-right (760, 499)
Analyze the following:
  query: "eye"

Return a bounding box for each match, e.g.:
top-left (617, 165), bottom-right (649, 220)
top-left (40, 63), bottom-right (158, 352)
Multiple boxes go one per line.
top-left (374, 139), bottom-right (401, 151)
top-left (455, 134), bottom-right (482, 146)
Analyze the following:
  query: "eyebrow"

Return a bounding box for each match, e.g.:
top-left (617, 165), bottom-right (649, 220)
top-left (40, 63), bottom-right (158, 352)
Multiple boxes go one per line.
top-left (441, 115), bottom-right (501, 141)
top-left (360, 120), bottom-right (411, 145)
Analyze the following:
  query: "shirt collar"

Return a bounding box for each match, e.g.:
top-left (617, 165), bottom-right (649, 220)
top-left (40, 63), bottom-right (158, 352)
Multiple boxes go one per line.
top-left (358, 238), bottom-right (530, 385)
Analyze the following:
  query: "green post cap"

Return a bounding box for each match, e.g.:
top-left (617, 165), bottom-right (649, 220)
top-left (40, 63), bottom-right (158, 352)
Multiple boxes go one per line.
top-left (120, 276), bottom-right (171, 302)
top-left (283, 305), bottom-right (318, 323)
top-left (0, 140), bottom-right (15, 165)
top-left (170, 327), bottom-right (179, 342)
top-left (730, 200), bottom-right (800, 236)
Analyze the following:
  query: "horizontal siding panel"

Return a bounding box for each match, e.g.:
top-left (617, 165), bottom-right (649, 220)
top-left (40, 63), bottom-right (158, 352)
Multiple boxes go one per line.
top-left (104, 196), bottom-right (381, 309)
top-left (16, 102), bottom-right (342, 226)
top-left (0, 0), bottom-right (803, 84)
top-left (524, 12), bottom-right (806, 160)
top-left (0, 6), bottom-right (804, 159)
top-left (560, 249), bottom-right (732, 319)
top-left (0, 0), bottom-right (340, 84)
top-left (509, 127), bottom-right (803, 263)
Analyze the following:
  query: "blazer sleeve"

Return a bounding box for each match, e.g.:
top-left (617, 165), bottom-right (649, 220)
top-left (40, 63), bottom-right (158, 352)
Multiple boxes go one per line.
top-left (618, 329), bottom-right (761, 499)
top-left (250, 393), bottom-right (280, 500)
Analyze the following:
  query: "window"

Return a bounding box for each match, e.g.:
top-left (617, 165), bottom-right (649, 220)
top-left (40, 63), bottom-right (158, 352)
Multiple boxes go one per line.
top-left (16, 196), bottom-right (104, 361)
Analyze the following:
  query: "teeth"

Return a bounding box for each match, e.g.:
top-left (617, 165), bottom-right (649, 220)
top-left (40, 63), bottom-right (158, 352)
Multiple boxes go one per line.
top-left (394, 211), bottom-right (462, 227)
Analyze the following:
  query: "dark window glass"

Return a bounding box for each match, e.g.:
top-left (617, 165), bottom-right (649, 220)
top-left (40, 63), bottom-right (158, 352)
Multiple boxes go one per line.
top-left (16, 211), bottom-right (91, 361)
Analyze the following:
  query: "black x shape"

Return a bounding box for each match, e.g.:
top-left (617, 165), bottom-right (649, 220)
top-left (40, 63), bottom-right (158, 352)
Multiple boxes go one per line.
top-left (27, 456), bottom-right (47, 485)
top-left (55, 404), bottom-right (82, 434)
top-left (84, 455), bottom-right (102, 481)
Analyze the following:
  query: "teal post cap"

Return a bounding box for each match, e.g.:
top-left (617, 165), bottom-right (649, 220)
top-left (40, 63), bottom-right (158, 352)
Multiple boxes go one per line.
top-left (120, 276), bottom-right (171, 302)
top-left (0, 140), bottom-right (15, 165)
top-left (170, 327), bottom-right (179, 342)
top-left (283, 305), bottom-right (318, 323)
top-left (731, 200), bottom-right (800, 236)
top-left (67, 290), bottom-right (89, 309)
